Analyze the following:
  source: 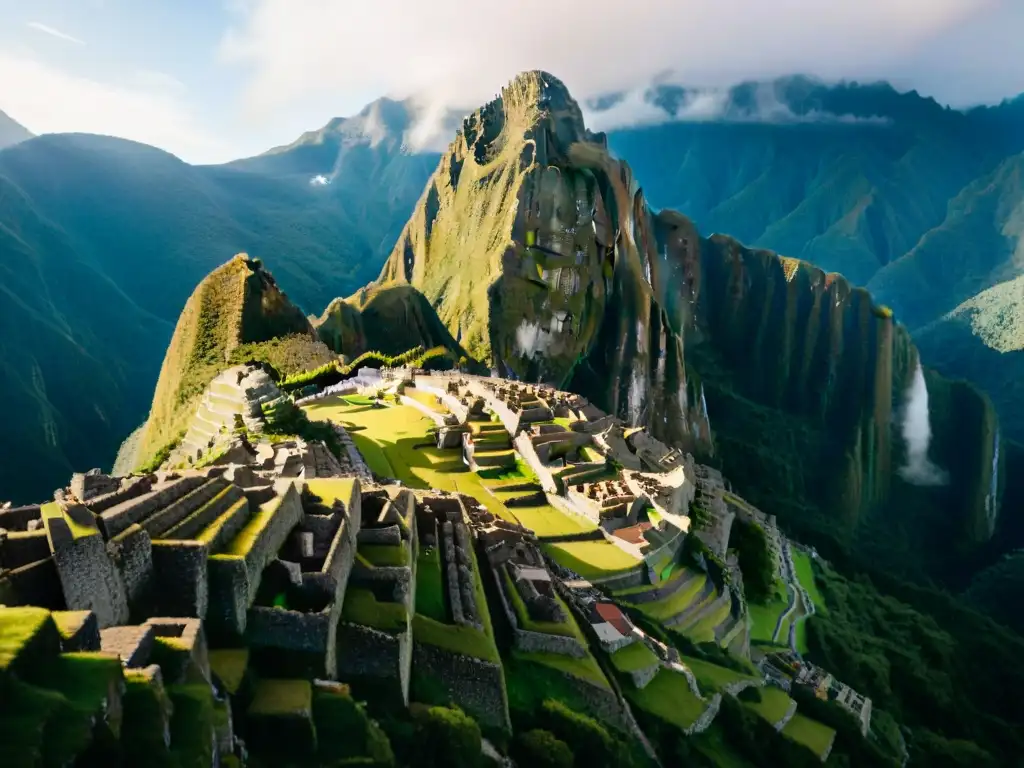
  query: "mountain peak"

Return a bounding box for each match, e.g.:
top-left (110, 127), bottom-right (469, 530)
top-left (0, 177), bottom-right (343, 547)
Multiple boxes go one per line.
top-left (0, 108), bottom-right (34, 150)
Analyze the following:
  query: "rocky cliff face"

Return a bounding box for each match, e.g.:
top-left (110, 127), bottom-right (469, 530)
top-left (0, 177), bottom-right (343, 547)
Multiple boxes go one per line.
top-left (377, 71), bottom-right (1005, 574)
top-left (380, 71), bottom-right (710, 452)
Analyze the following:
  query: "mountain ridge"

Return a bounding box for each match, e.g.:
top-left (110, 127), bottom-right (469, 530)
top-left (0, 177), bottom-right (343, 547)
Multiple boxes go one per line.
top-left (0, 108), bottom-right (33, 150)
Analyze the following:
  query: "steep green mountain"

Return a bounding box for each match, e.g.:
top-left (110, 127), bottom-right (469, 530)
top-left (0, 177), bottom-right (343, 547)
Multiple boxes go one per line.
top-left (317, 283), bottom-right (465, 359)
top-left (377, 71), bottom-right (711, 452)
top-left (0, 108), bottom-right (32, 149)
top-left (915, 275), bottom-right (1024, 438)
top-left (0, 125), bottom-right (430, 504)
top-left (868, 152), bottom-right (1024, 330)
top-left (594, 79), bottom-right (1024, 448)
top-left (373, 71), bottom-right (1008, 583)
top-left (130, 254), bottom-right (316, 469)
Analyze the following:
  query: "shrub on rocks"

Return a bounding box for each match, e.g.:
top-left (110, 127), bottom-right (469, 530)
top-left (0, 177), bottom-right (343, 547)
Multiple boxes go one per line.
top-left (511, 729), bottom-right (574, 768)
top-left (411, 705), bottom-right (482, 768)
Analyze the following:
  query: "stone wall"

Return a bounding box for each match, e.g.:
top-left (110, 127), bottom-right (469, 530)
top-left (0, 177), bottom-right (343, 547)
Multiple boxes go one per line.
top-left (336, 622), bottom-right (411, 708)
top-left (628, 662), bottom-right (660, 690)
top-left (109, 523), bottom-right (154, 612)
top-left (4, 556), bottom-right (63, 608)
top-left (0, 529), bottom-right (50, 569)
top-left (246, 605), bottom-right (335, 677)
top-left (50, 521), bottom-right (129, 627)
top-left (150, 540), bottom-right (209, 618)
top-left (684, 693), bottom-right (721, 735)
top-left (207, 556), bottom-right (249, 639)
top-left (357, 525), bottom-right (402, 546)
top-left (412, 642), bottom-right (511, 731)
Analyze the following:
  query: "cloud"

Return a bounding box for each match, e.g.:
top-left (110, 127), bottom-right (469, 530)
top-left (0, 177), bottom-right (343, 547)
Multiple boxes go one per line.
top-left (0, 52), bottom-right (231, 164)
top-left (219, 0), bottom-right (1007, 126)
top-left (584, 82), bottom-right (893, 132)
top-left (27, 22), bottom-right (86, 46)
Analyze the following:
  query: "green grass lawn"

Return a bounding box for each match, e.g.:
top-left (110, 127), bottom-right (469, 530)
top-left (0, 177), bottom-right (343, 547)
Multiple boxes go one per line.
top-left (415, 547), bottom-right (447, 623)
top-left (610, 641), bottom-right (659, 673)
top-left (748, 581), bottom-right (790, 645)
top-left (623, 573), bottom-right (708, 622)
top-left (249, 679), bottom-right (312, 716)
top-left (359, 544), bottom-right (409, 567)
top-left (208, 649), bottom-right (249, 695)
top-left (782, 713), bottom-right (836, 759)
top-left (681, 656), bottom-right (757, 693)
top-left (513, 648), bottom-right (610, 689)
top-left (743, 686), bottom-right (793, 726)
top-left (542, 540), bottom-right (642, 580)
top-left (306, 396), bottom-right (595, 539)
top-left (0, 607), bottom-right (55, 673)
top-left (342, 588), bottom-right (407, 633)
top-left (627, 669), bottom-right (708, 731)
top-left (792, 550), bottom-right (827, 614)
top-left (407, 389), bottom-right (448, 413)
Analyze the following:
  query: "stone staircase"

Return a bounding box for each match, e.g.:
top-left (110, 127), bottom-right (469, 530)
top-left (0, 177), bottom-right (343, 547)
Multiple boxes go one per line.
top-left (176, 366), bottom-right (290, 466)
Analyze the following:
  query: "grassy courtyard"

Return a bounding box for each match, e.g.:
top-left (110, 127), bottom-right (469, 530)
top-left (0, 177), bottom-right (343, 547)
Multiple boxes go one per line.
top-left (303, 397), bottom-right (592, 538)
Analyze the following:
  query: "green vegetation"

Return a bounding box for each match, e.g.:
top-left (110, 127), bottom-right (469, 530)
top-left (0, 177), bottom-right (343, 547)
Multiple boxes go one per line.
top-left (511, 729), bottom-right (574, 768)
top-left (730, 519), bottom-right (775, 604)
top-left (313, 685), bottom-right (395, 765)
top-left (502, 571), bottom-right (579, 638)
top-left (626, 669), bottom-right (707, 731)
top-left (343, 588), bottom-right (407, 633)
top-left (168, 683), bottom-right (216, 768)
top-left (609, 641), bottom-right (659, 674)
top-left (682, 656), bottom-right (757, 693)
top-left (415, 546), bottom-right (447, 623)
top-left (137, 255), bottom-right (313, 469)
top-left (412, 544), bottom-right (500, 663)
top-left (542, 541), bottom-right (641, 579)
top-left (791, 551), bottom-right (825, 612)
top-left (623, 572), bottom-right (707, 622)
top-left (360, 544), bottom-right (409, 568)
top-left (409, 706), bottom-right (481, 768)
top-left (208, 649), bottom-right (249, 696)
top-left (781, 714), bottom-right (835, 759)
top-left (742, 686), bottom-right (794, 726)
top-left (246, 679), bottom-right (316, 762)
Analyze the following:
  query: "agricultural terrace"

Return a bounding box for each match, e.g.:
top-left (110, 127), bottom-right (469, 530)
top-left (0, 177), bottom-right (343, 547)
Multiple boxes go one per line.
top-left (541, 540), bottom-right (642, 580)
top-left (302, 395), bottom-right (594, 538)
top-left (782, 713), bottom-right (836, 760)
top-left (792, 550), bottom-right (826, 613)
top-left (743, 686), bottom-right (795, 728)
top-left (681, 656), bottom-right (757, 693)
top-left (748, 579), bottom-right (791, 648)
top-left (626, 668), bottom-right (709, 731)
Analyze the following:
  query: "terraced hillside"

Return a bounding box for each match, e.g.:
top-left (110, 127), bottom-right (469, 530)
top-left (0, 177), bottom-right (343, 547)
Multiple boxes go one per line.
top-left (131, 254), bottom-right (317, 470)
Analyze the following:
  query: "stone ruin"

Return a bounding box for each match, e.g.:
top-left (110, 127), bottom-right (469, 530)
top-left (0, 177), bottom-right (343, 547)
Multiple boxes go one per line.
top-left (415, 494), bottom-right (480, 628)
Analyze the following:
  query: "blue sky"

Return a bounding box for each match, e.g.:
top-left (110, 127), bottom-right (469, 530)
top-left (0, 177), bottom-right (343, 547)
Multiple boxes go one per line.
top-left (2, 0), bottom-right (1023, 164)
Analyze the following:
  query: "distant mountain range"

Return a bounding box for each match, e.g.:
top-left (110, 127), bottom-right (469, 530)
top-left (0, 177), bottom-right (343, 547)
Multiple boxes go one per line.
top-left (0, 109), bottom-right (33, 149)
top-left (2, 74), bottom-right (1024, 503)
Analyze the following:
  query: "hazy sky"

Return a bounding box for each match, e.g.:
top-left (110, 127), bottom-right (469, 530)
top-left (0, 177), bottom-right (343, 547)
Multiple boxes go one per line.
top-left (1, 0), bottom-right (1022, 163)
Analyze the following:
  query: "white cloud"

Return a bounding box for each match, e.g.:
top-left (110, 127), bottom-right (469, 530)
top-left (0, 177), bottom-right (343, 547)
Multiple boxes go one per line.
top-left (220, 0), bottom-right (1002, 125)
top-left (0, 51), bottom-right (231, 163)
top-left (584, 82), bottom-right (894, 132)
top-left (27, 22), bottom-right (86, 46)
